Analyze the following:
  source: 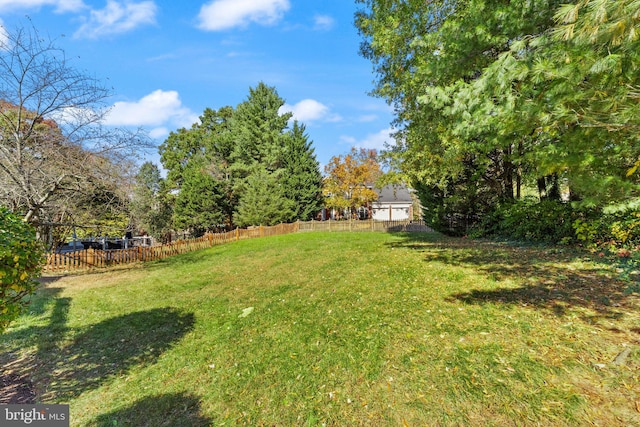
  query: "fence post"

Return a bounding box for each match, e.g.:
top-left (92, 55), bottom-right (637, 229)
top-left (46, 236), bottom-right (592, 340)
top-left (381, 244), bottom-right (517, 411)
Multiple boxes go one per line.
top-left (87, 248), bottom-right (94, 268)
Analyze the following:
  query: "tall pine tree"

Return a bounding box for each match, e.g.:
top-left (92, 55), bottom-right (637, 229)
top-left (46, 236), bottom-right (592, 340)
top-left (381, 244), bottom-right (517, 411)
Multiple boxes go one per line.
top-left (173, 158), bottom-right (231, 236)
top-left (279, 121), bottom-right (324, 221)
top-left (230, 82), bottom-right (292, 178)
top-left (233, 167), bottom-right (295, 227)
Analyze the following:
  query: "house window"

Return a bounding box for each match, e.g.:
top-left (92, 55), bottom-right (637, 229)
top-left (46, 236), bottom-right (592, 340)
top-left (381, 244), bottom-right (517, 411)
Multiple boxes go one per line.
top-left (357, 206), bottom-right (368, 220)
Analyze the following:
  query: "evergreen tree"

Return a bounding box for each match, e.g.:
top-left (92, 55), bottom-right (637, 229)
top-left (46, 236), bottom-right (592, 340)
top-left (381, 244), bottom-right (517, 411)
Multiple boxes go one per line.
top-left (159, 106), bottom-right (234, 189)
top-left (279, 121), bottom-right (324, 221)
top-left (158, 126), bottom-right (204, 189)
top-left (229, 82), bottom-right (292, 179)
top-left (355, 0), bottom-right (640, 236)
top-left (356, 0), bottom-right (563, 198)
top-left (173, 159), bottom-right (230, 236)
top-left (233, 168), bottom-right (295, 227)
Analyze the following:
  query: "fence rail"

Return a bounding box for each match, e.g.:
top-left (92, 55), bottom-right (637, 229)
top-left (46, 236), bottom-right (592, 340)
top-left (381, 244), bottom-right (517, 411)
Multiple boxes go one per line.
top-left (298, 219), bottom-right (431, 233)
top-left (43, 220), bottom-right (430, 273)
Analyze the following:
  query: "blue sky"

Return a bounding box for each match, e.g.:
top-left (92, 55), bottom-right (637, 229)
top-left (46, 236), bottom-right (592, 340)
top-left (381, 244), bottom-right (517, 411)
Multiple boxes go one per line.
top-left (0, 0), bottom-right (395, 169)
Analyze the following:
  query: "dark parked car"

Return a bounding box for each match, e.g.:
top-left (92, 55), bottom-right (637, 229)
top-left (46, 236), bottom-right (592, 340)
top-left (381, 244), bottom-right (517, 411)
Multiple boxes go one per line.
top-left (57, 241), bottom-right (85, 253)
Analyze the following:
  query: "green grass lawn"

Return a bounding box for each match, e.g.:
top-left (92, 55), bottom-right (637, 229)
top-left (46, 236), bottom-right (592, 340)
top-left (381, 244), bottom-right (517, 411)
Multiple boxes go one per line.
top-left (1, 231), bottom-right (639, 426)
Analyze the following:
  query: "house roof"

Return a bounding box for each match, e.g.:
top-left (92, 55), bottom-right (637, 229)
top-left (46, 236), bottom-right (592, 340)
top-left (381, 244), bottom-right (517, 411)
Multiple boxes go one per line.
top-left (374, 184), bottom-right (413, 204)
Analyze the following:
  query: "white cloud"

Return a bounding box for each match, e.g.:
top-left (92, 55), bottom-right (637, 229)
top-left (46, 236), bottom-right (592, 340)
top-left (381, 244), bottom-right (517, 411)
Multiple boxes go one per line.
top-left (50, 105), bottom-right (101, 125)
top-left (149, 127), bottom-right (169, 139)
top-left (74, 0), bottom-right (156, 39)
top-left (313, 14), bottom-right (334, 31)
top-left (0, 0), bottom-right (154, 39)
top-left (104, 90), bottom-right (198, 137)
top-left (197, 0), bottom-right (290, 31)
top-left (279, 99), bottom-right (341, 123)
top-left (0, 19), bottom-right (8, 48)
top-left (0, 0), bottom-right (85, 13)
top-left (280, 99), bottom-right (326, 122)
top-left (342, 127), bottom-right (396, 151)
top-left (56, 0), bottom-right (84, 11)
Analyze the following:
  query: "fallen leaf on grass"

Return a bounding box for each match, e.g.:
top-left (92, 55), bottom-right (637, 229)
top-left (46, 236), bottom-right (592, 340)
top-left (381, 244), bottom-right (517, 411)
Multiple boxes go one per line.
top-left (239, 307), bottom-right (254, 318)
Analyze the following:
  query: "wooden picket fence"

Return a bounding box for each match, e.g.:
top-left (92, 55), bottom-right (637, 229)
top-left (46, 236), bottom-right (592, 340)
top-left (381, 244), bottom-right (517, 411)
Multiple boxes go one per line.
top-left (43, 223), bottom-right (300, 273)
top-left (297, 219), bottom-right (431, 233)
top-left (43, 220), bottom-right (430, 273)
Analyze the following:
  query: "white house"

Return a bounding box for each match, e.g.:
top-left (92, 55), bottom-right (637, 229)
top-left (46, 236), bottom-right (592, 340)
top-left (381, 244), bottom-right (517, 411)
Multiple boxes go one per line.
top-left (371, 185), bottom-right (415, 221)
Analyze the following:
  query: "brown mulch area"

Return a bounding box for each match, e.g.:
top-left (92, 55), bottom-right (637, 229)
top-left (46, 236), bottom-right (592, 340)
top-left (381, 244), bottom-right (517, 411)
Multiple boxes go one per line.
top-left (0, 354), bottom-right (37, 404)
top-left (0, 371), bottom-right (36, 404)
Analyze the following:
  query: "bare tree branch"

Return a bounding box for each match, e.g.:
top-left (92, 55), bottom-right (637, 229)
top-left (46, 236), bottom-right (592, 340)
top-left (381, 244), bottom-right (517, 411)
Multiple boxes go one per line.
top-left (0, 24), bottom-right (152, 225)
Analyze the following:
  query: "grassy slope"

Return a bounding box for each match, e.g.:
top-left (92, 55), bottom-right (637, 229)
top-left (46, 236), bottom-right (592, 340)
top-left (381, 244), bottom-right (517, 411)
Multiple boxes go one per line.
top-left (1, 231), bottom-right (639, 426)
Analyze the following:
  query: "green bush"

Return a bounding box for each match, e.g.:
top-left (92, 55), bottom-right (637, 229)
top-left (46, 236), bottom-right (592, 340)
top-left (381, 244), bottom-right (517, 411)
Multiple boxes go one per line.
top-left (471, 198), bottom-right (575, 243)
top-left (0, 207), bottom-right (44, 333)
top-left (471, 198), bottom-right (640, 251)
top-left (574, 209), bottom-right (640, 249)
top-left (505, 198), bottom-right (574, 243)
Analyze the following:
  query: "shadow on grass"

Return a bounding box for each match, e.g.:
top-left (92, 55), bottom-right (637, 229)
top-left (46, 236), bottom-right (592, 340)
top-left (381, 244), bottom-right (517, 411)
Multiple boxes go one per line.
top-left (1, 284), bottom-right (195, 402)
top-left (1, 286), bottom-right (66, 404)
top-left (389, 233), bottom-right (638, 319)
top-left (37, 276), bottom-right (63, 285)
top-left (39, 306), bottom-right (195, 401)
top-left (14, 281), bottom-right (66, 326)
top-left (86, 393), bottom-right (211, 427)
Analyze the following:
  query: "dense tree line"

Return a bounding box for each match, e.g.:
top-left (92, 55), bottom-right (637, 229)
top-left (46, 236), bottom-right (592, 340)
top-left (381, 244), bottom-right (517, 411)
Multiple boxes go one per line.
top-left (356, 0), bottom-right (640, 245)
top-left (137, 82), bottom-right (324, 237)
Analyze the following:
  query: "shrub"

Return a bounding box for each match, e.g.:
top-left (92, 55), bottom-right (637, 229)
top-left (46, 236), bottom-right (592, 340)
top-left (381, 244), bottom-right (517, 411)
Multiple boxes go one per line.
top-left (471, 198), bottom-right (575, 243)
top-left (0, 207), bottom-right (44, 333)
top-left (574, 208), bottom-right (640, 250)
top-left (505, 198), bottom-right (574, 242)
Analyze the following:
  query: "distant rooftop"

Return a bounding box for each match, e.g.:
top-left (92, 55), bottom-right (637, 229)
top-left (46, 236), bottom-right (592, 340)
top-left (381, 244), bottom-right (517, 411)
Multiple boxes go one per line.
top-left (374, 184), bottom-right (413, 203)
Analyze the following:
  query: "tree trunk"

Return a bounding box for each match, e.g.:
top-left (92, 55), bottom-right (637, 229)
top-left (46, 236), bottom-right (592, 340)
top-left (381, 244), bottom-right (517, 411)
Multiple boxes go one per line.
top-left (503, 146), bottom-right (514, 201)
top-left (537, 176), bottom-right (547, 200)
top-left (516, 141), bottom-right (523, 199)
top-left (548, 173), bottom-right (561, 201)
